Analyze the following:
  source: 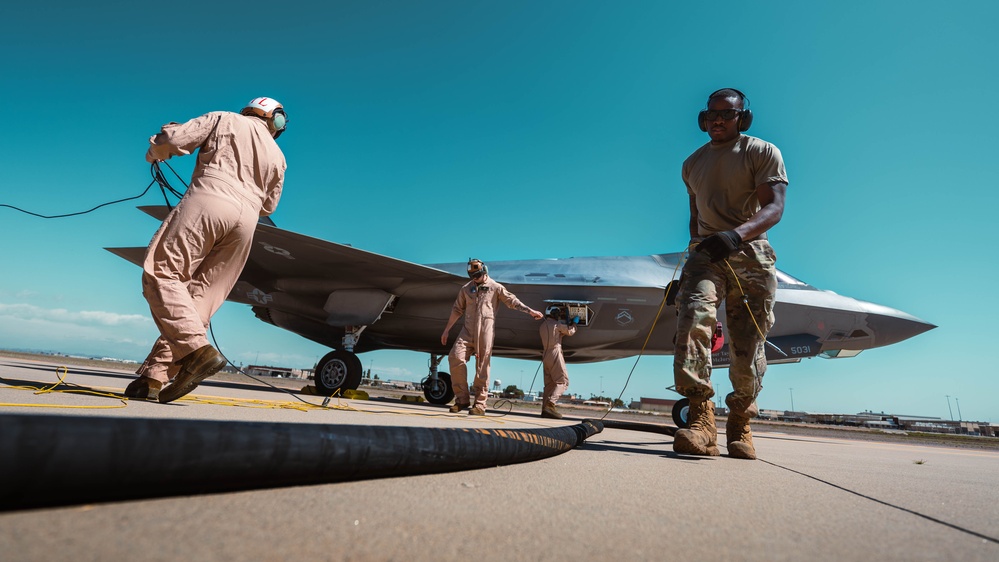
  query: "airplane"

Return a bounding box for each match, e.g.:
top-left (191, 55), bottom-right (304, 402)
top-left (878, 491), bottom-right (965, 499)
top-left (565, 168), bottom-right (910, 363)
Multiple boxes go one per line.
top-left (107, 206), bottom-right (935, 426)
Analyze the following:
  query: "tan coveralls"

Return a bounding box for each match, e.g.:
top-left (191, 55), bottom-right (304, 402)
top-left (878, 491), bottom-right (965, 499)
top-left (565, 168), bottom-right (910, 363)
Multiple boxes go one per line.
top-left (446, 277), bottom-right (536, 409)
top-left (135, 111), bottom-right (285, 384)
top-left (539, 317), bottom-right (575, 406)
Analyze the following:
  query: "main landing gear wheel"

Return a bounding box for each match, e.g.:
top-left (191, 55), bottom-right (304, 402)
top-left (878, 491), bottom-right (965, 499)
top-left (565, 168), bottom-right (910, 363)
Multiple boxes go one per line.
top-left (422, 372), bottom-right (454, 405)
top-left (672, 397), bottom-right (690, 429)
top-left (315, 350), bottom-right (363, 396)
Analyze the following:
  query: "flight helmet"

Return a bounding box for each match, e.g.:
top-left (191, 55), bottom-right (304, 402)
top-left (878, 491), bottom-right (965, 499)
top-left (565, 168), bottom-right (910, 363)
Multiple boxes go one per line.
top-left (241, 97), bottom-right (288, 138)
top-left (467, 258), bottom-right (488, 279)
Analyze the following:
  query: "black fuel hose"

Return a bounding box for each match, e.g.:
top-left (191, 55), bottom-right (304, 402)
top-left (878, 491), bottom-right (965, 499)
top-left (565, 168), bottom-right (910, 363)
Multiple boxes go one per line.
top-left (600, 419), bottom-right (676, 436)
top-left (0, 414), bottom-right (602, 511)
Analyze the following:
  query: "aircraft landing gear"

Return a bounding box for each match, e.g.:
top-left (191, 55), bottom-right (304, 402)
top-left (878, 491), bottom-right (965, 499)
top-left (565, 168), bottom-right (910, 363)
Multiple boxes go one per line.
top-left (421, 353), bottom-right (454, 405)
top-left (672, 397), bottom-right (690, 429)
top-left (315, 350), bottom-right (363, 396)
top-left (314, 327), bottom-right (367, 397)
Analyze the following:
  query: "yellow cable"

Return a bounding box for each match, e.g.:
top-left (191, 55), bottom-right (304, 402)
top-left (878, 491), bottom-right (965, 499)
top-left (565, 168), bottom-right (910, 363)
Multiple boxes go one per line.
top-left (599, 253), bottom-right (684, 420)
top-left (723, 259), bottom-right (768, 341)
top-left (598, 251), bottom-right (774, 422)
top-left (0, 366), bottom-right (129, 409)
top-left (0, 365), bottom-right (528, 425)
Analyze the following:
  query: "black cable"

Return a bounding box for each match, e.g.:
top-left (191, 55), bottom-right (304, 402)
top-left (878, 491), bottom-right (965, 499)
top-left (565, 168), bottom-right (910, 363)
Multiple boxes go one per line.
top-left (161, 160), bottom-right (189, 190)
top-left (0, 162), bottom-right (186, 218)
top-left (526, 361), bottom-right (542, 395)
top-left (1, 179), bottom-right (157, 219)
top-left (208, 323), bottom-right (327, 409)
top-left (150, 161), bottom-right (186, 209)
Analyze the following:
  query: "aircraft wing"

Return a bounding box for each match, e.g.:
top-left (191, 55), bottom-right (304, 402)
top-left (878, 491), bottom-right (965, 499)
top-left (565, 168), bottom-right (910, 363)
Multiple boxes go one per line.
top-left (106, 206), bottom-right (466, 351)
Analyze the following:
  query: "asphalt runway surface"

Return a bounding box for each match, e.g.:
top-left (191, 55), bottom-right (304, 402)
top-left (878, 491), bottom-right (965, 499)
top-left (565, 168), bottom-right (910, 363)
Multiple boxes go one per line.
top-left (1, 356), bottom-right (997, 561)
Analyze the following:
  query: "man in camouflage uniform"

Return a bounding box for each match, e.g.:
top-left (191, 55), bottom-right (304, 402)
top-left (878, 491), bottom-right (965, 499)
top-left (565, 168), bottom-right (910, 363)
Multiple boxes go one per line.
top-left (672, 88), bottom-right (788, 460)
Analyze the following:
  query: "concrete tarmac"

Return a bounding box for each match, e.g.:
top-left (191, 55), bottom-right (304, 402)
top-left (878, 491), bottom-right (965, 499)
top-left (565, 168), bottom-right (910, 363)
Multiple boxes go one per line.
top-left (1, 356), bottom-right (997, 561)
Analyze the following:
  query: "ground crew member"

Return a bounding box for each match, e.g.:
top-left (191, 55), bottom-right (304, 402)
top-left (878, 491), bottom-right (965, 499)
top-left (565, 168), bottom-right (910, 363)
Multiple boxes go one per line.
top-left (539, 306), bottom-right (577, 419)
top-left (124, 97), bottom-right (288, 404)
top-left (672, 88), bottom-right (787, 460)
top-left (441, 259), bottom-right (544, 415)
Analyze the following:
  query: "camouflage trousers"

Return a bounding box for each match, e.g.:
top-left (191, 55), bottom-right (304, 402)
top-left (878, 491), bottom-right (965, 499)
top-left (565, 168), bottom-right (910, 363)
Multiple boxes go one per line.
top-left (673, 239), bottom-right (777, 417)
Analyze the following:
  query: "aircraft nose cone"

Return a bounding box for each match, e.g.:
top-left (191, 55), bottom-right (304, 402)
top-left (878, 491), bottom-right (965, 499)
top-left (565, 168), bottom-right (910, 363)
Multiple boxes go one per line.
top-left (867, 310), bottom-right (936, 348)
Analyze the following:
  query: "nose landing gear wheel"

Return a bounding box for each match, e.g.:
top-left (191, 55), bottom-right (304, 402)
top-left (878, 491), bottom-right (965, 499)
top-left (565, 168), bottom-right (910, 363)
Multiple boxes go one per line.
top-left (422, 372), bottom-right (454, 405)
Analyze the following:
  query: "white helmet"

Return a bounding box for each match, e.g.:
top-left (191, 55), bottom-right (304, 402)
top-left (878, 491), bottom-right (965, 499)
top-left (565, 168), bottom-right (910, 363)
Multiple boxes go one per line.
top-left (240, 97), bottom-right (287, 138)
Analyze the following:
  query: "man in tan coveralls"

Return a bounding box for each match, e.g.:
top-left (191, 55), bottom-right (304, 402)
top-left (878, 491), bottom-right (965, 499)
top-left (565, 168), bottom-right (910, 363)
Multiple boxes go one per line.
top-left (539, 306), bottom-right (577, 419)
top-left (672, 88), bottom-right (787, 460)
top-left (124, 97), bottom-right (288, 404)
top-left (441, 259), bottom-right (544, 415)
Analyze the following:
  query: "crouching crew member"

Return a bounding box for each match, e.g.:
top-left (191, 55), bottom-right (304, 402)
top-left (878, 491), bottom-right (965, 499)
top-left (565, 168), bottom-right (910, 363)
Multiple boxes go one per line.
top-left (539, 306), bottom-right (577, 419)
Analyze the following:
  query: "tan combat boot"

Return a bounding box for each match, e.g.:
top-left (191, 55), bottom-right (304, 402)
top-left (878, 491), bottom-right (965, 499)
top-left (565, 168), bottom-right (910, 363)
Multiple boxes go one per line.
top-left (726, 412), bottom-right (756, 460)
top-left (541, 402), bottom-right (563, 419)
top-left (673, 399), bottom-right (720, 456)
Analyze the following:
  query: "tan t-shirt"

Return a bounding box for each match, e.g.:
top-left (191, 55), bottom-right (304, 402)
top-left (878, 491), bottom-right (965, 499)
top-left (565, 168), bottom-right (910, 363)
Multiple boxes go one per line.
top-left (681, 134), bottom-right (787, 236)
top-left (146, 111), bottom-right (286, 216)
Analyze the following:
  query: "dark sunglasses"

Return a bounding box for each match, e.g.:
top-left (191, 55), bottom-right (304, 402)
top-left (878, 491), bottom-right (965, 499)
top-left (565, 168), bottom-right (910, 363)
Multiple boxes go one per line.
top-left (470, 271), bottom-right (485, 279)
top-left (703, 109), bottom-right (743, 121)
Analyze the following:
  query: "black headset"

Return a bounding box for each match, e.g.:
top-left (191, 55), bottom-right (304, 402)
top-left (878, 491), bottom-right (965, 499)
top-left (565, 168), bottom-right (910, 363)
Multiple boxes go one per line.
top-left (698, 88), bottom-right (753, 132)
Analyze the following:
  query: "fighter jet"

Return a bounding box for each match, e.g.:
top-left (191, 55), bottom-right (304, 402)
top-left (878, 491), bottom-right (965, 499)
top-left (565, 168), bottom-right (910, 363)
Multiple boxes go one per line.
top-left (108, 207), bottom-right (935, 419)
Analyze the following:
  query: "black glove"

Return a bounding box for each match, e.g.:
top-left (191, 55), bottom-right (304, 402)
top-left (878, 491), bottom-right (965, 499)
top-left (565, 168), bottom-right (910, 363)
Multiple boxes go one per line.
top-left (665, 275), bottom-right (682, 306)
top-left (695, 230), bottom-right (742, 262)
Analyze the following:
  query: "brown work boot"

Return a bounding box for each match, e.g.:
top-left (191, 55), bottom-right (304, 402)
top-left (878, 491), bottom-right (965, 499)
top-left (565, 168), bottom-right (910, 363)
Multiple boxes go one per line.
top-left (541, 402), bottom-right (563, 419)
top-left (468, 405), bottom-right (486, 416)
top-left (448, 402), bottom-right (470, 413)
top-left (726, 412), bottom-right (757, 460)
top-left (123, 377), bottom-right (162, 400)
top-left (158, 345), bottom-right (227, 404)
top-left (673, 398), bottom-right (720, 456)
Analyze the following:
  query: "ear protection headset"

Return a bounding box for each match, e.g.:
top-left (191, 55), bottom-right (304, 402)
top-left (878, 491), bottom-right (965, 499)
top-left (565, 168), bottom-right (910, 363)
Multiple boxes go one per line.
top-left (241, 97), bottom-right (288, 139)
top-left (698, 88), bottom-right (753, 132)
top-left (271, 108), bottom-right (288, 139)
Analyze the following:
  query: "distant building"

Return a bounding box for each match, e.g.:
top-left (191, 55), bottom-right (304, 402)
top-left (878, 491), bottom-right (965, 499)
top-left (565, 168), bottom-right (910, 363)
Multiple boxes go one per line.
top-left (630, 397), bottom-right (727, 416)
top-left (361, 378), bottom-right (419, 390)
top-left (633, 397), bottom-right (677, 414)
top-left (620, 395), bottom-right (996, 437)
top-left (246, 365), bottom-right (309, 380)
top-left (761, 409), bottom-right (996, 437)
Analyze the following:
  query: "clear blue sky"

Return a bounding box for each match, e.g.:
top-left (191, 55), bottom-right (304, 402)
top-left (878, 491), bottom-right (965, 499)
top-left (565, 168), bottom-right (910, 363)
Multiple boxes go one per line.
top-left (2, 1), bottom-right (994, 422)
